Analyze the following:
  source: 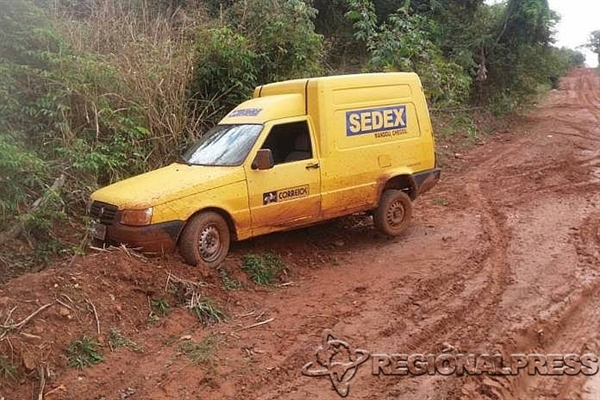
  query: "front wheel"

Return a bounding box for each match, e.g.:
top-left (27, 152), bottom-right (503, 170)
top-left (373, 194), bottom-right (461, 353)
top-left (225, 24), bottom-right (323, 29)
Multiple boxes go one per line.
top-left (179, 211), bottom-right (230, 268)
top-left (373, 190), bottom-right (413, 236)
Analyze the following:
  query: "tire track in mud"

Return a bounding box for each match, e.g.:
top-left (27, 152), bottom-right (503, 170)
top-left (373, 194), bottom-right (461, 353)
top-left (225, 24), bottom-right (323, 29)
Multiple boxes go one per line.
top-left (242, 168), bottom-right (512, 399)
top-left (350, 137), bottom-right (530, 399)
top-left (463, 214), bottom-right (600, 400)
top-left (457, 70), bottom-right (600, 400)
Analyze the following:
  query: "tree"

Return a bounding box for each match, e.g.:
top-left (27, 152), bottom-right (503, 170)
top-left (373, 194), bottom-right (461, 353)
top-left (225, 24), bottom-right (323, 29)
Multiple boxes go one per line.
top-left (586, 30), bottom-right (600, 65)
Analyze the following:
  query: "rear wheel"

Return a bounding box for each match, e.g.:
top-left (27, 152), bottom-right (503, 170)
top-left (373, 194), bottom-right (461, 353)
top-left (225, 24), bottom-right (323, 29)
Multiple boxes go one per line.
top-left (179, 211), bottom-right (230, 268)
top-left (373, 190), bottom-right (413, 236)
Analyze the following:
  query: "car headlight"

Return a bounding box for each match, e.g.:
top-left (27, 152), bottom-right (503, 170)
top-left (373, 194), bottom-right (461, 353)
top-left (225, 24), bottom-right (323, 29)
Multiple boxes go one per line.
top-left (120, 208), bottom-right (153, 226)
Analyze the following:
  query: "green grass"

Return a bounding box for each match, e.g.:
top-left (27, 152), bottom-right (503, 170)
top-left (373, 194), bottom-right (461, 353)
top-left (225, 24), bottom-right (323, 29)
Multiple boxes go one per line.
top-left (192, 299), bottom-right (228, 325)
top-left (241, 253), bottom-right (287, 285)
top-left (151, 297), bottom-right (171, 316)
top-left (66, 336), bottom-right (103, 369)
top-left (219, 268), bottom-right (243, 290)
top-left (179, 334), bottom-right (219, 364)
top-left (108, 328), bottom-right (144, 353)
top-left (0, 355), bottom-right (17, 380)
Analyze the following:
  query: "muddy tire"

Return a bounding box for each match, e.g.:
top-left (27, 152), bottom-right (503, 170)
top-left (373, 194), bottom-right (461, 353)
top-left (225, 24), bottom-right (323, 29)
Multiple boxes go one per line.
top-left (373, 190), bottom-right (413, 236)
top-left (179, 211), bottom-right (230, 268)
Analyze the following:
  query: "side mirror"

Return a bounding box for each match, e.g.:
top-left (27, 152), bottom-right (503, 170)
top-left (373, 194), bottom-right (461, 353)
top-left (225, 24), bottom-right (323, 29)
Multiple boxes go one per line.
top-left (252, 149), bottom-right (274, 170)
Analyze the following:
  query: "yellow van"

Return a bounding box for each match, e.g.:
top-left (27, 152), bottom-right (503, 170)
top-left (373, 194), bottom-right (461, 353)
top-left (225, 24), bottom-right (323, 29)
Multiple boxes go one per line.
top-left (89, 73), bottom-right (441, 267)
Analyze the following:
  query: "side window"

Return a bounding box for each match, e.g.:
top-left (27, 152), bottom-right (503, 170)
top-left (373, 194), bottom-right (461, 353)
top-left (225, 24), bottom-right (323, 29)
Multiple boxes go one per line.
top-left (261, 121), bottom-right (313, 164)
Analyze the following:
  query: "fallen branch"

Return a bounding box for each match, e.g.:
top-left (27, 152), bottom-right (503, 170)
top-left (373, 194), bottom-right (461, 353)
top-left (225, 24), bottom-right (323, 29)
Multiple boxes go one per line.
top-left (0, 175), bottom-right (66, 246)
top-left (55, 298), bottom-right (75, 312)
top-left (0, 303), bottom-right (53, 336)
top-left (2, 306), bottom-right (17, 326)
top-left (37, 365), bottom-right (46, 400)
top-left (233, 318), bottom-right (274, 333)
top-left (44, 384), bottom-right (67, 397)
top-left (85, 299), bottom-right (100, 335)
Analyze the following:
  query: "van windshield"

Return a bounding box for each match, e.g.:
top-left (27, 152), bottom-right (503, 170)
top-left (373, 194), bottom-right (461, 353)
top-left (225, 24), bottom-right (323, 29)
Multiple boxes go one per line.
top-left (181, 124), bottom-right (263, 166)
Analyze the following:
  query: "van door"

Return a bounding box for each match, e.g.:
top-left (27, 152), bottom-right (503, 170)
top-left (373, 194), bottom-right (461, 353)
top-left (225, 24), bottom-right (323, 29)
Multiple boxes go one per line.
top-left (245, 120), bottom-right (321, 234)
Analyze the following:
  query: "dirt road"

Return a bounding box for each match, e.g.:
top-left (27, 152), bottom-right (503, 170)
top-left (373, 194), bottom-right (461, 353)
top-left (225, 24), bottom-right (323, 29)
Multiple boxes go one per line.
top-left (1, 68), bottom-right (599, 400)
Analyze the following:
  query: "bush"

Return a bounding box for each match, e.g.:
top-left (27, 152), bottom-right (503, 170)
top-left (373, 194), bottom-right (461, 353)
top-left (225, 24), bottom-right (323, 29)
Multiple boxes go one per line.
top-left (189, 27), bottom-right (259, 124)
top-left (347, 2), bottom-right (472, 107)
top-left (188, 0), bottom-right (325, 125)
top-left (0, 0), bottom-right (203, 266)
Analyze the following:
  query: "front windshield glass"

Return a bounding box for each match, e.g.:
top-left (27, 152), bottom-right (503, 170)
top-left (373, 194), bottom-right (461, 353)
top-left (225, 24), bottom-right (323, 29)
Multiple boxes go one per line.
top-left (182, 124), bottom-right (263, 166)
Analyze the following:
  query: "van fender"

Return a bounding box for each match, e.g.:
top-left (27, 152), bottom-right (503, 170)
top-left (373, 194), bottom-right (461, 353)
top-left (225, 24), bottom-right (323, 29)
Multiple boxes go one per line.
top-left (376, 169), bottom-right (418, 203)
top-left (377, 168), bottom-right (441, 203)
top-left (178, 206), bottom-right (242, 242)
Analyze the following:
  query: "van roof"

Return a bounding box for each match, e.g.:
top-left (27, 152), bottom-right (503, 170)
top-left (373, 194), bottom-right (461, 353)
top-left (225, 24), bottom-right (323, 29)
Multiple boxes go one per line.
top-left (258, 72), bottom-right (421, 93)
top-left (218, 73), bottom-right (422, 125)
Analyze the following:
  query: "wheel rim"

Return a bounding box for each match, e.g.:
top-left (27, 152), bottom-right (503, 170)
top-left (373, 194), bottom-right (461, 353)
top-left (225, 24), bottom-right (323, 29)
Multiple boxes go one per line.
top-left (198, 225), bottom-right (221, 262)
top-left (386, 199), bottom-right (406, 228)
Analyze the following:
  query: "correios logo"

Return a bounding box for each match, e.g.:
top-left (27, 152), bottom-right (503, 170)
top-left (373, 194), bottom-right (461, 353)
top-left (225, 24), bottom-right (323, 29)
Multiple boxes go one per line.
top-left (301, 329), bottom-right (369, 397)
top-left (302, 329), bottom-right (599, 397)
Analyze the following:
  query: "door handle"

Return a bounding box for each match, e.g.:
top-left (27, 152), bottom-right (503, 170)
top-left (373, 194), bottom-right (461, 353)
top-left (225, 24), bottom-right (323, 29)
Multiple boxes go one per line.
top-left (305, 162), bottom-right (320, 170)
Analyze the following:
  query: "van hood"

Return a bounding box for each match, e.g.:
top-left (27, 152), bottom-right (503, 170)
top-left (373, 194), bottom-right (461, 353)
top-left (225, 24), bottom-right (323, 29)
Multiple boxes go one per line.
top-left (91, 163), bottom-right (245, 209)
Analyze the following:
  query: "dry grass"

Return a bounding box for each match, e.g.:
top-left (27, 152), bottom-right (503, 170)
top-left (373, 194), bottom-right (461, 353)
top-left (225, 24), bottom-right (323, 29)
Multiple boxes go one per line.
top-left (48, 0), bottom-right (212, 165)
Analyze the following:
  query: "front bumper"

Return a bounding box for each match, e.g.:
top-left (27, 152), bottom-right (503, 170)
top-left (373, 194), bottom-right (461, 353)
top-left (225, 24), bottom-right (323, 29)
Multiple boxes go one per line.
top-left (92, 211), bottom-right (184, 253)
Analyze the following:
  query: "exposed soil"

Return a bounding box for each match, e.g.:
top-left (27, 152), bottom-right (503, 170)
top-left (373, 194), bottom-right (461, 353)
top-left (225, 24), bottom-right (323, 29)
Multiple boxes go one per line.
top-left (1, 68), bottom-right (599, 400)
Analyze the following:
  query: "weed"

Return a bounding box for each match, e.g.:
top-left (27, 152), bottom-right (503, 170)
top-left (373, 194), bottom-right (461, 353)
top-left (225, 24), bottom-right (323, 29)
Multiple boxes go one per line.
top-left (433, 197), bottom-right (451, 207)
top-left (219, 269), bottom-right (242, 291)
top-left (179, 334), bottom-right (218, 364)
top-left (151, 298), bottom-right (171, 317)
top-left (165, 335), bottom-right (179, 346)
top-left (0, 355), bottom-right (17, 380)
top-left (148, 314), bottom-right (160, 325)
top-left (191, 299), bottom-right (228, 325)
top-left (66, 336), bottom-right (103, 369)
top-left (108, 328), bottom-right (144, 353)
top-left (241, 253), bottom-right (287, 285)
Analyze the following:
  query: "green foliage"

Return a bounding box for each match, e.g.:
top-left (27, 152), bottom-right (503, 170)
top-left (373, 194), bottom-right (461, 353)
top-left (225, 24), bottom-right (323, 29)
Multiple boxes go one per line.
top-left (545, 47), bottom-right (586, 88)
top-left (192, 298), bottom-right (228, 325)
top-left (478, 0), bottom-right (577, 112)
top-left (219, 268), bottom-right (243, 290)
top-left (108, 328), bottom-right (144, 352)
top-left (179, 334), bottom-right (219, 364)
top-left (586, 30), bottom-right (600, 65)
top-left (189, 0), bottom-right (324, 123)
top-left (0, 135), bottom-right (48, 224)
top-left (346, 2), bottom-right (472, 106)
top-left (66, 336), bottom-right (104, 369)
top-left (190, 27), bottom-right (259, 121)
top-left (233, 0), bottom-right (324, 82)
top-left (241, 253), bottom-right (287, 285)
top-left (0, 0), bottom-right (198, 269)
top-left (0, 355), bottom-right (17, 381)
top-left (151, 297), bottom-right (171, 317)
